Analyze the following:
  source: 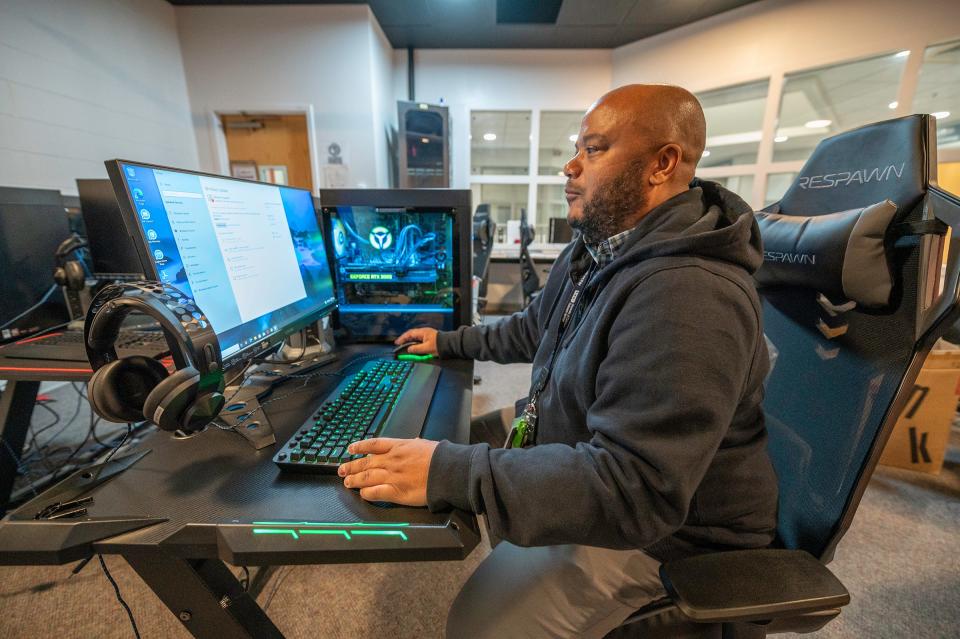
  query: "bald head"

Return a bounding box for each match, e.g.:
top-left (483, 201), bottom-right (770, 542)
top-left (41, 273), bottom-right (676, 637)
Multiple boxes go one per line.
top-left (563, 84), bottom-right (708, 242)
top-left (590, 84), bottom-right (707, 183)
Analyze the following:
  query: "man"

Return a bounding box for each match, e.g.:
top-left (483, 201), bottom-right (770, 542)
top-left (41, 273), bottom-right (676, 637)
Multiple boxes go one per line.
top-left (339, 84), bottom-right (779, 637)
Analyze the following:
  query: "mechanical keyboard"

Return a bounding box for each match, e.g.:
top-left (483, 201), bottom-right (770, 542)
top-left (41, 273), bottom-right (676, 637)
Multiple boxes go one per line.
top-left (273, 359), bottom-right (440, 474)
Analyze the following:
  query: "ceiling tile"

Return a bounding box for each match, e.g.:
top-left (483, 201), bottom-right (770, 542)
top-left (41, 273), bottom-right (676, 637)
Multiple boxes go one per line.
top-left (556, 0), bottom-right (637, 27)
top-left (369, 0), bottom-right (431, 26)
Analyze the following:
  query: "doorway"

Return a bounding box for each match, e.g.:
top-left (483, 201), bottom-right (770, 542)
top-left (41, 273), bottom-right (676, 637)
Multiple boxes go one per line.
top-left (218, 113), bottom-right (314, 191)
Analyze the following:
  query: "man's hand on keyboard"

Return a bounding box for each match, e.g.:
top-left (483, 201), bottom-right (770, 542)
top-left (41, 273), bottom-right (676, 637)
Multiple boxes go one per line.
top-left (338, 437), bottom-right (438, 506)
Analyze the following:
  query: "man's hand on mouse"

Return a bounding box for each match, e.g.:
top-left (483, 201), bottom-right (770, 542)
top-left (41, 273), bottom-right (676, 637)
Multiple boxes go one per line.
top-left (394, 328), bottom-right (440, 356)
top-left (338, 437), bottom-right (438, 506)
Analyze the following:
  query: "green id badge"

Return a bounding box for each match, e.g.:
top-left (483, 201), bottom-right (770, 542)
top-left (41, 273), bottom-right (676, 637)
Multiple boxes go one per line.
top-left (503, 413), bottom-right (535, 449)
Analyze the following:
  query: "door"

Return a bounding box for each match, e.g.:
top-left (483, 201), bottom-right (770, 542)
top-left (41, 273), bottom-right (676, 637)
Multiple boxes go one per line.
top-left (219, 113), bottom-right (314, 191)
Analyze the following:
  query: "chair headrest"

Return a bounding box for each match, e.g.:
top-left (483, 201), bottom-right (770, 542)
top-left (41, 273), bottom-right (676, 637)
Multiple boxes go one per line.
top-left (755, 200), bottom-right (898, 308)
top-left (778, 115), bottom-right (929, 221)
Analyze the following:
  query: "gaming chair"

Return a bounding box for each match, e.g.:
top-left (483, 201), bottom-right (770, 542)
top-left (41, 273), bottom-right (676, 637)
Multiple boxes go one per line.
top-left (614, 114), bottom-right (960, 637)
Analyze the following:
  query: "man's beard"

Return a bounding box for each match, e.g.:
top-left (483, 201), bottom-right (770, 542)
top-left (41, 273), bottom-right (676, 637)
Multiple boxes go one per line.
top-left (570, 161), bottom-right (649, 245)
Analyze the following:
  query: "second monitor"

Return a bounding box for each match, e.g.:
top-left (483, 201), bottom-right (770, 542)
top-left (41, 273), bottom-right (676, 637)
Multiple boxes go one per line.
top-left (320, 189), bottom-right (471, 341)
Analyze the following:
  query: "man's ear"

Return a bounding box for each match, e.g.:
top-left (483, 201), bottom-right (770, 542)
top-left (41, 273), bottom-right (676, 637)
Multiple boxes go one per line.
top-left (648, 144), bottom-right (682, 186)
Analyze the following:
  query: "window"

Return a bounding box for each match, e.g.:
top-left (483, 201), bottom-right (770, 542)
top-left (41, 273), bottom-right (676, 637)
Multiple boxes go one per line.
top-left (764, 173), bottom-right (798, 207)
top-left (697, 81), bottom-right (769, 168)
top-left (470, 111), bottom-right (531, 175)
top-left (536, 184), bottom-right (568, 241)
top-left (470, 183), bottom-right (529, 244)
top-left (538, 111), bottom-right (582, 176)
top-left (912, 38), bottom-right (960, 151)
top-left (774, 52), bottom-right (909, 162)
top-left (710, 176), bottom-right (755, 204)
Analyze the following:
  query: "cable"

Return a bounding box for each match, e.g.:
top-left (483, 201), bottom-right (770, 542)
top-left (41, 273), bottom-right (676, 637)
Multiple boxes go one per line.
top-left (261, 566), bottom-right (296, 612)
top-left (101, 423), bottom-right (133, 467)
top-left (0, 284), bottom-right (59, 329)
top-left (98, 555), bottom-right (141, 639)
top-left (1, 438), bottom-right (40, 498)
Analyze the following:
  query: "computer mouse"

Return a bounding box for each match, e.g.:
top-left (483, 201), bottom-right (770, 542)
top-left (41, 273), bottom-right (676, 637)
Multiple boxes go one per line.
top-left (393, 341), bottom-right (420, 356)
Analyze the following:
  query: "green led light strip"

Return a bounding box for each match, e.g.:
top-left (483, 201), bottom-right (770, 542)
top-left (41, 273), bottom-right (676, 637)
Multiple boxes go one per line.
top-left (350, 530), bottom-right (408, 541)
top-left (252, 521), bottom-right (410, 528)
top-left (251, 526), bottom-right (408, 542)
top-left (253, 528), bottom-right (299, 539)
top-left (299, 529), bottom-right (351, 539)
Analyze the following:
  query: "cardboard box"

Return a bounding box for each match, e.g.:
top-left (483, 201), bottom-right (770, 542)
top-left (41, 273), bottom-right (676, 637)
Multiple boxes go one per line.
top-left (880, 349), bottom-right (960, 474)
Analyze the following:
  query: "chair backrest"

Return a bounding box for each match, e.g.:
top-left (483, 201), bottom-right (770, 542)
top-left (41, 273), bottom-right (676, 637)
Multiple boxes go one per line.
top-left (760, 115), bottom-right (960, 561)
top-left (473, 204), bottom-right (496, 278)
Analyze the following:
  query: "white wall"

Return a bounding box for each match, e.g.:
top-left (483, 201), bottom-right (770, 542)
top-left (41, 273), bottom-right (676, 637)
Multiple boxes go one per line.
top-left (612, 0), bottom-right (960, 94)
top-left (407, 49), bottom-right (613, 188)
top-left (368, 15), bottom-right (396, 188)
top-left (0, 0), bottom-right (198, 195)
top-left (176, 4), bottom-right (390, 190)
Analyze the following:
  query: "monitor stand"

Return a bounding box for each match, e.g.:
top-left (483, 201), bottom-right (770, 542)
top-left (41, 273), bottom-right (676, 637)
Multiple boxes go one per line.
top-left (216, 319), bottom-right (338, 449)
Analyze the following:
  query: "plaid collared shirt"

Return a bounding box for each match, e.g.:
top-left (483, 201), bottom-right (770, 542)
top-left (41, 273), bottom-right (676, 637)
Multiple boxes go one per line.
top-left (584, 226), bottom-right (635, 267)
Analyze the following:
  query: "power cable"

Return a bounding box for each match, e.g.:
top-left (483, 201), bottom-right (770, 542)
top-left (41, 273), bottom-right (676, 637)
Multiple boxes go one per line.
top-left (98, 555), bottom-right (141, 639)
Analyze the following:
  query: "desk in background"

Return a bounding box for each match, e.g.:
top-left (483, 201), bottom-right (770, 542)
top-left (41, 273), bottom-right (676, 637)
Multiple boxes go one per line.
top-left (485, 243), bottom-right (564, 314)
top-left (0, 353), bottom-right (93, 512)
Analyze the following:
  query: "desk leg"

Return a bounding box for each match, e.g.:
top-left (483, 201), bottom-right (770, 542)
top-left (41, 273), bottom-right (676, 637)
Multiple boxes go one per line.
top-left (0, 380), bottom-right (40, 514)
top-left (125, 551), bottom-right (283, 639)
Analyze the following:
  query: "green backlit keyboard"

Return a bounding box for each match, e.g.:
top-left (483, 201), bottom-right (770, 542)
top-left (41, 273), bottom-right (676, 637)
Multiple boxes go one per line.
top-left (273, 359), bottom-right (440, 474)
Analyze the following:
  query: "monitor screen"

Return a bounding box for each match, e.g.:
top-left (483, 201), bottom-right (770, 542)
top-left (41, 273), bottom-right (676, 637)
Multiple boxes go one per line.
top-left (321, 189), bottom-right (471, 341)
top-left (107, 160), bottom-right (336, 366)
top-left (77, 179), bottom-right (145, 278)
top-left (0, 187), bottom-right (72, 343)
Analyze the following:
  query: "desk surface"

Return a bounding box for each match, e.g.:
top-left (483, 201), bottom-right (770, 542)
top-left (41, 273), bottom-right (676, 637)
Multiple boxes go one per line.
top-left (0, 344), bottom-right (480, 567)
top-left (0, 354), bottom-right (93, 382)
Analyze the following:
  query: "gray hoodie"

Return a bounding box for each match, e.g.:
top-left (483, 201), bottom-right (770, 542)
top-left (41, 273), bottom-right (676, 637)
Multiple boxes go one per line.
top-left (429, 180), bottom-right (779, 561)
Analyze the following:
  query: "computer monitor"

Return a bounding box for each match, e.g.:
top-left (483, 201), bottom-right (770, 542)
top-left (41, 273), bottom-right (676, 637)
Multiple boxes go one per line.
top-left (320, 188), bottom-right (471, 341)
top-left (77, 179), bottom-right (145, 278)
top-left (61, 194), bottom-right (86, 236)
top-left (548, 217), bottom-right (574, 244)
top-left (0, 187), bottom-right (72, 343)
top-left (105, 160), bottom-right (337, 368)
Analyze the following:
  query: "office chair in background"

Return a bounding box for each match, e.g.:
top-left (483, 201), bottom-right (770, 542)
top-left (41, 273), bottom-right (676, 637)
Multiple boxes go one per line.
top-left (613, 115), bottom-right (960, 637)
top-left (472, 203), bottom-right (497, 323)
top-left (519, 207), bottom-right (541, 308)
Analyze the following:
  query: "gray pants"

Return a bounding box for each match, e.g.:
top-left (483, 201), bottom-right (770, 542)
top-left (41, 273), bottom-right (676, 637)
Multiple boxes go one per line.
top-left (447, 541), bottom-right (665, 638)
top-left (448, 411), bottom-right (667, 638)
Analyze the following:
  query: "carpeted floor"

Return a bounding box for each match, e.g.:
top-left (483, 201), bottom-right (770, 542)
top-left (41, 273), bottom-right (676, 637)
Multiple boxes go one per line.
top-left (1, 358), bottom-right (958, 638)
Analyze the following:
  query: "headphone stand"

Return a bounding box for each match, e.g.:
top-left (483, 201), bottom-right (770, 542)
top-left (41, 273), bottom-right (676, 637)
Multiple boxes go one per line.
top-left (218, 352), bottom-right (339, 450)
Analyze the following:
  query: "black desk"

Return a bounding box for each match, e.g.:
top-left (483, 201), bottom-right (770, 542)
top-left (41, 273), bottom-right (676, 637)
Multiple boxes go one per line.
top-left (0, 352), bottom-right (94, 512)
top-left (0, 345), bottom-right (480, 638)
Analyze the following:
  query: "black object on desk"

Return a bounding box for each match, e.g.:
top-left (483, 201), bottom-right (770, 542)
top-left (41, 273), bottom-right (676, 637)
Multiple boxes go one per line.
top-left (0, 345), bottom-right (480, 639)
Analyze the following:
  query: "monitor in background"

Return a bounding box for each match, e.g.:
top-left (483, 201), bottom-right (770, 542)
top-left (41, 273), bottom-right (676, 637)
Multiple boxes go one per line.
top-left (0, 187), bottom-right (72, 343)
top-left (548, 217), bottom-right (574, 244)
top-left (106, 160), bottom-right (337, 368)
top-left (61, 194), bottom-right (86, 237)
top-left (320, 188), bottom-right (471, 341)
top-left (77, 179), bottom-right (145, 278)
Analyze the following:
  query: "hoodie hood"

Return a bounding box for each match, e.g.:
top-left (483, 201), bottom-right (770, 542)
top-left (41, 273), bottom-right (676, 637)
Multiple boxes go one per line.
top-left (570, 179), bottom-right (763, 285)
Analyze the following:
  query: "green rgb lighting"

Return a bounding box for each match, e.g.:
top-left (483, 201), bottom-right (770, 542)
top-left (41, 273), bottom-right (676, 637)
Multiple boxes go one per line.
top-left (397, 353), bottom-right (435, 362)
top-left (299, 529), bottom-right (351, 539)
top-left (252, 521), bottom-right (410, 528)
top-left (252, 528), bottom-right (299, 539)
top-left (350, 530), bottom-right (408, 541)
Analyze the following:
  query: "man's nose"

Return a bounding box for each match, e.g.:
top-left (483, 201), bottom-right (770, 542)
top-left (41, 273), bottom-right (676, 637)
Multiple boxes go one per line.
top-left (563, 155), bottom-right (581, 179)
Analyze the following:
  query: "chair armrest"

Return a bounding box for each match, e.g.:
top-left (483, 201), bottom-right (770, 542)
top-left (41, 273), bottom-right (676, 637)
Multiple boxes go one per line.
top-left (659, 548), bottom-right (850, 624)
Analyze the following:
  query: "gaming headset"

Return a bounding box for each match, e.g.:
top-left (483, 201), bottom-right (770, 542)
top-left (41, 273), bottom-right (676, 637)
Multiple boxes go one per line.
top-left (52, 234), bottom-right (89, 292)
top-left (85, 281), bottom-right (225, 433)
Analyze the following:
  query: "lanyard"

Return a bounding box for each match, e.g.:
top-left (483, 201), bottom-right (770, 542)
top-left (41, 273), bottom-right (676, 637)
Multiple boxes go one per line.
top-left (505, 263), bottom-right (595, 449)
top-left (528, 263), bottom-right (596, 409)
